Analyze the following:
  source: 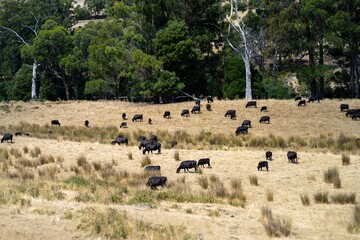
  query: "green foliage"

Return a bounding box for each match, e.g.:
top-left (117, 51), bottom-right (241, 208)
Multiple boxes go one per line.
top-left (7, 64), bottom-right (32, 101)
top-left (84, 79), bottom-right (108, 99)
top-left (261, 77), bottom-right (294, 99)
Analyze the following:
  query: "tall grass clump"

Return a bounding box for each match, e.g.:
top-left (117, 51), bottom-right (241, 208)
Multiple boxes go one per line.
top-left (324, 167), bottom-right (341, 188)
top-left (300, 194), bottom-right (310, 206)
top-left (331, 192), bottom-right (356, 205)
top-left (127, 152), bottom-right (133, 160)
top-left (229, 178), bottom-right (246, 207)
top-left (348, 205), bottom-right (360, 234)
top-left (22, 146), bottom-right (28, 153)
top-left (9, 148), bottom-right (22, 158)
top-left (314, 191), bottom-right (329, 204)
top-left (342, 153), bottom-right (350, 166)
top-left (249, 175), bottom-right (258, 186)
top-left (260, 206), bottom-right (292, 237)
top-left (197, 176), bottom-right (208, 189)
top-left (174, 151), bottom-right (180, 161)
top-left (141, 156), bottom-right (151, 167)
top-left (77, 155), bottom-right (87, 167)
top-left (266, 189), bottom-right (274, 202)
top-left (30, 147), bottom-right (41, 158)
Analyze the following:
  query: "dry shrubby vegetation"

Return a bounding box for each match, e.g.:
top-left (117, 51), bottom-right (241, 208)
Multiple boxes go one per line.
top-left (0, 100), bottom-right (359, 239)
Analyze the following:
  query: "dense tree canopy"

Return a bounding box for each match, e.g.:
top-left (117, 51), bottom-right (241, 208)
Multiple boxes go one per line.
top-left (0, 0), bottom-right (359, 101)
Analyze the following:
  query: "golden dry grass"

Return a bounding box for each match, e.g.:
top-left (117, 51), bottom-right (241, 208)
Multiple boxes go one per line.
top-left (0, 99), bottom-right (359, 239)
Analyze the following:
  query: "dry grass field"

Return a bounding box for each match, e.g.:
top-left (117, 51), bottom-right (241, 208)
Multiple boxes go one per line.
top-left (0, 99), bottom-right (360, 240)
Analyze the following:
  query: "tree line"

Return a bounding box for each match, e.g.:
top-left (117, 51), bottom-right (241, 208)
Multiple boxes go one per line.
top-left (0, 0), bottom-right (359, 101)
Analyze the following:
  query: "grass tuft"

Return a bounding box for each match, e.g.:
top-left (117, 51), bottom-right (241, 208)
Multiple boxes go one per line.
top-left (174, 151), bottom-right (180, 161)
top-left (314, 191), bottom-right (329, 204)
top-left (300, 194), bottom-right (310, 206)
top-left (266, 189), bottom-right (274, 202)
top-left (141, 156), bottom-right (151, 167)
top-left (249, 175), bottom-right (258, 186)
top-left (348, 205), bottom-right (360, 234)
top-left (197, 176), bottom-right (208, 189)
top-left (260, 205), bottom-right (292, 237)
top-left (342, 153), bottom-right (350, 166)
top-left (331, 192), bottom-right (356, 204)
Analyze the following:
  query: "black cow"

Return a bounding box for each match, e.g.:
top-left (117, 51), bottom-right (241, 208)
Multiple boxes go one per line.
top-left (225, 110), bottom-right (236, 119)
top-left (246, 101), bottom-right (257, 108)
top-left (132, 114), bottom-right (143, 122)
top-left (295, 96), bottom-right (302, 101)
top-left (14, 132), bottom-right (22, 136)
top-left (143, 142), bottom-right (161, 154)
top-left (346, 109), bottom-right (360, 117)
top-left (1, 134), bottom-right (13, 143)
top-left (266, 151), bottom-right (272, 160)
top-left (168, 141), bottom-right (177, 148)
top-left (148, 118), bottom-right (152, 124)
top-left (51, 120), bottom-right (61, 126)
top-left (112, 136), bottom-right (129, 146)
top-left (287, 151), bottom-right (298, 163)
top-left (137, 135), bottom-right (147, 142)
top-left (138, 140), bottom-right (154, 150)
top-left (352, 112), bottom-right (360, 120)
top-left (198, 158), bottom-right (211, 168)
top-left (308, 96), bottom-right (320, 103)
top-left (257, 161), bottom-right (269, 171)
top-left (298, 100), bottom-right (306, 107)
top-left (191, 105), bottom-right (201, 114)
top-left (120, 122), bottom-right (127, 128)
top-left (176, 160), bottom-right (198, 173)
top-left (163, 111), bottom-right (171, 119)
top-left (235, 126), bottom-right (248, 135)
top-left (259, 116), bottom-right (270, 124)
top-left (207, 96), bottom-right (213, 103)
top-left (206, 104), bottom-right (212, 111)
top-left (84, 120), bottom-right (89, 127)
top-left (145, 165), bottom-right (161, 172)
top-left (242, 120), bottom-right (251, 128)
top-left (195, 99), bottom-right (201, 106)
top-left (340, 104), bottom-right (349, 112)
top-left (149, 135), bottom-right (158, 142)
top-left (260, 106), bottom-right (267, 112)
top-left (181, 109), bottom-right (190, 117)
top-left (122, 113), bottom-right (127, 120)
top-left (147, 176), bottom-right (167, 189)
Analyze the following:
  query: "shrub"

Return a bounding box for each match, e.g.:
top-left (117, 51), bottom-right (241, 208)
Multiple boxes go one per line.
top-left (10, 148), bottom-right (22, 158)
top-left (348, 205), bottom-right (360, 234)
top-left (249, 175), bottom-right (258, 186)
top-left (331, 192), bottom-right (356, 204)
top-left (23, 146), bottom-right (29, 154)
top-left (127, 152), bottom-right (133, 160)
top-left (342, 154), bottom-right (350, 166)
top-left (197, 176), bottom-right (208, 189)
top-left (92, 162), bottom-right (102, 171)
top-left (30, 147), bottom-right (41, 158)
top-left (324, 167), bottom-right (341, 188)
top-left (266, 189), bottom-right (274, 202)
top-left (174, 151), bottom-right (180, 161)
top-left (141, 156), bottom-right (151, 167)
top-left (260, 205), bottom-right (292, 237)
top-left (300, 194), bottom-right (310, 206)
top-left (77, 155), bottom-right (87, 167)
top-left (314, 192), bottom-right (329, 204)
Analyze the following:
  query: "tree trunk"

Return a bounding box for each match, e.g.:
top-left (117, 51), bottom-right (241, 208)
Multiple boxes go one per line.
top-left (31, 59), bottom-right (38, 100)
top-left (243, 52), bottom-right (252, 100)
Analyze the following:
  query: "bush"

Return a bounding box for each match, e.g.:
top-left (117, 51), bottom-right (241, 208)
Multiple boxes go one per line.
top-left (348, 205), bottom-right (360, 234)
top-left (314, 192), bottom-right (329, 204)
top-left (141, 156), bottom-right (151, 167)
top-left (331, 192), bottom-right (356, 204)
top-left (342, 154), bottom-right (350, 166)
top-left (249, 175), bottom-right (258, 186)
top-left (260, 206), bottom-right (292, 237)
top-left (300, 194), bottom-right (310, 206)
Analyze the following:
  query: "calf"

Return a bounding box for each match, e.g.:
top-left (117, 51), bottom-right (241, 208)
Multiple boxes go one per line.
top-left (260, 106), bottom-right (267, 112)
top-left (207, 96), bottom-right (213, 103)
top-left (120, 122), bottom-right (127, 128)
top-left (259, 116), bottom-right (270, 124)
top-left (163, 111), bottom-right (171, 119)
top-left (198, 158), bottom-right (211, 168)
top-left (257, 161), bottom-right (269, 171)
top-left (206, 103), bottom-right (212, 111)
top-left (51, 120), bottom-right (61, 126)
top-left (340, 104), bottom-right (349, 112)
top-left (235, 126), bottom-right (248, 135)
top-left (147, 176), bottom-right (167, 189)
top-left (181, 109), bottom-right (190, 117)
top-left (132, 114), bottom-right (143, 122)
top-left (266, 151), bottom-right (272, 160)
top-left (143, 142), bottom-right (161, 154)
top-left (112, 136), bottom-right (129, 146)
top-left (298, 100), bottom-right (306, 107)
top-left (191, 105), bottom-right (201, 114)
top-left (246, 101), bottom-right (257, 108)
top-left (122, 112), bottom-right (127, 120)
top-left (287, 151), bottom-right (298, 163)
top-left (242, 120), bottom-right (251, 128)
top-left (1, 133), bottom-right (13, 143)
top-left (308, 96), bottom-right (320, 103)
top-left (225, 110), bottom-right (236, 119)
top-left (176, 160), bottom-right (197, 173)
top-left (84, 120), bottom-right (89, 127)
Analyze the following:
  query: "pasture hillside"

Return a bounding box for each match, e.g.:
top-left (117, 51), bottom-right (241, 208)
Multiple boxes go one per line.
top-left (0, 99), bottom-right (359, 239)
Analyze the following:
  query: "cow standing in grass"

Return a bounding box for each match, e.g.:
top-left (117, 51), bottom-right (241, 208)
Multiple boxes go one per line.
top-left (147, 176), bottom-right (167, 189)
top-left (1, 134), bottom-right (13, 143)
top-left (176, 160), bottom-right (197, 173)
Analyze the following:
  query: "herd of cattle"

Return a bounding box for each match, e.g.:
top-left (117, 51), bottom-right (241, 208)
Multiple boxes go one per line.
top-left (1, 96), bottom-right (359, 190)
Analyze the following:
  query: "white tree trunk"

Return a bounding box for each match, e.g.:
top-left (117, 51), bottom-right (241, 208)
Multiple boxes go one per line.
top-left (31, 59), bottom-right (37, 100)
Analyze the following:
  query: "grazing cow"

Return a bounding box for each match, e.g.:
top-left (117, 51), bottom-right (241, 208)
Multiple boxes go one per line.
top-left (246, 101), bottom-right (257, 108)
top-left (113, 136), bottom-right (129, 146)
top-left (163, 111), bottom-right (171, 119)
top-left (143, 142), bottom-right (161, 154)
top-left (191, 105), bottom-right (201, 114)
top-left (225, 110), bottom-right (236, 119)
top-left (148, 118), bottom-right (152, 125)
top-left (351, 112), bottom-right (360, 120)
top-left (206, 96), bottom-right (213, 103)
top-left (51, 120), bottom-right (61, 126)
top-left (235, 126), bottom-right (248, 135)
top-left (147, 176), bottom-right (167, 189)
top-left (84, 120), bottom-right (89, 127)
top-left (24, 133), bottom-right (30, 136)
top-left (266, 151), bottom-right (272, 160)
top-left (198, 158), bottom-right (211, 168)
top-left (206, 103), bottom-right (212, 111)
top-left (195, 99), bottom-right (201, 106)
top-left (242, 120), bottom-right (251, 128)
top-left (346, 109), bottom-right (360, 117)
top-left (14, 132), bottom-right (22, 136)
top-left (298, 100), bottom-right (306, 107)
top-left (257, 161), bottom-right (269, 171)
top-left (137, 135), bottom-right (147, 142)
top-left (138, 140), bottom-right (154, 150)
top-left (132, 114), bottom-right (143, 122)
top-left (168, 141), bottom-right (177, 148)
top-left (122, 112), bottom-right (127, 120)
top-left (308, 96), bottom-right (320, 103)
top-left (120, 122), bottom-right (127, 128)
top-left (1, 133), bottom-right (13, 143)
top-left (287, 151), bottom-right (298, 163)
top-left (295, 96), bottom-right (302, 101)
top-left (181, 109), bottom-right (190, 117)
top-left (176, 160), bottom-right (197, 173)
top-left (260, 106), bottom-right (267, 112)
top-left (340, 104), bottom-right (349, 112)
top-left (259, 116), bottom-right (270, 124)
